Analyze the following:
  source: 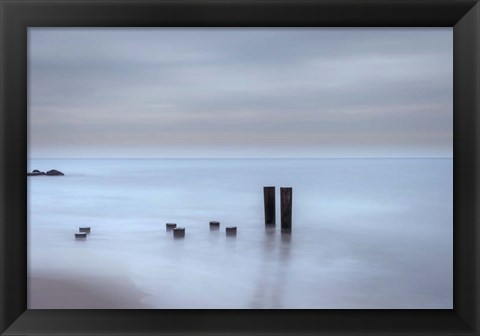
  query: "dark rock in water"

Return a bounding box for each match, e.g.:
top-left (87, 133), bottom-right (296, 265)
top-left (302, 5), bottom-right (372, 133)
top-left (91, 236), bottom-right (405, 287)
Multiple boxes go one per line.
top-left (27, 171), bottom-right (45, 176)
top-left (27, 169), bottom-right (64, 176)
top-left (45, 169), bottom-right (64, 176)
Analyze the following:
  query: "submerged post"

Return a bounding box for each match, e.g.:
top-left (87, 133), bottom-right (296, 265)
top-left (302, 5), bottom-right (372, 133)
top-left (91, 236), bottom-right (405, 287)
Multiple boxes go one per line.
top-left (166, 223), bottom-right (177, 231)
top-left (173, 227), bottom-right (185, 239)
top-left (74, 232), bottom-right (87, 239)
top-left (226, 226), bottom-right (237, 236)
top-left (281, 187), bottom-right (292, 232)
top-left (79, 227), bottom-right (91, 234)
top-left (263, 186), bottom-right (275, 226)
top-left (209, 221), bottom-right (220, 230)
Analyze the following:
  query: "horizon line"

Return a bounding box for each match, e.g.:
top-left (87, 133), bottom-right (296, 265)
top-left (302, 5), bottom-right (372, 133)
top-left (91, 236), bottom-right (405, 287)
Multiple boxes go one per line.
top-left (27, 156), bottom-right (454, 160)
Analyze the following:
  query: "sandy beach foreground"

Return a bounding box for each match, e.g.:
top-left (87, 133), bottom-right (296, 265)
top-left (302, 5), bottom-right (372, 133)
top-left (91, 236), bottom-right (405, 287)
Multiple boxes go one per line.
top-left (28, 273), bottom-right (152, 309)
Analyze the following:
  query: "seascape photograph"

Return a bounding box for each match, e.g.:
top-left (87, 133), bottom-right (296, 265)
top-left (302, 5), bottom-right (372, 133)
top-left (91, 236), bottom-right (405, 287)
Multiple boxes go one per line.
top-left (28, 28), bottom-right (453, 309)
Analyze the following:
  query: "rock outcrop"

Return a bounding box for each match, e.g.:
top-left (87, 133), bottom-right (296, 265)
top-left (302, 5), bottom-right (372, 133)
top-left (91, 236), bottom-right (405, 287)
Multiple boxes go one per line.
top-left (46, 169), bottom-right (64, 176)
top-left (27, 171), bottom-right (45, 176)
top-left (27, 169), bottom-right (64, 176)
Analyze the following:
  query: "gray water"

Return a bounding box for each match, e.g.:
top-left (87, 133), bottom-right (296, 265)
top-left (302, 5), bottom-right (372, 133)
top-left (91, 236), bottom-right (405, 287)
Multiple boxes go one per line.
top-left (28, 158), bottom-right (452, 308)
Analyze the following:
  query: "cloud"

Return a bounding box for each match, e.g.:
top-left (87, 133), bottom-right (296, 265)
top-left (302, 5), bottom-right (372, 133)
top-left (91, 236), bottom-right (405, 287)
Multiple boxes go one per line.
top-left (28, 28), bottom-right (452, 158)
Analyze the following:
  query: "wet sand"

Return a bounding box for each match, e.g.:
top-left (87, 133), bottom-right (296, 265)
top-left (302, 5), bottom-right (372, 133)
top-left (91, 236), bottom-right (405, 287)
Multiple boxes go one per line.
top-left (28, 272), bottom-right (152, 309)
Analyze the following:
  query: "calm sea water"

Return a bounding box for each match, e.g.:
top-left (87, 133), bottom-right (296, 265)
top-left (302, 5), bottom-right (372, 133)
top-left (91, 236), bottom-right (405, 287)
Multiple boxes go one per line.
top-left (27, 158), bottom-right (452, 308)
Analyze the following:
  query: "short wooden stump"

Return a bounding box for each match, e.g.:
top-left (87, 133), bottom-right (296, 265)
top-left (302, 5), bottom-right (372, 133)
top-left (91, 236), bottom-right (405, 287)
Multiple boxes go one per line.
top-left (209, 221), bottom-right (220, 230)
top-left (79, 227), bottom-right (91, 234)
top-left (226, 226), bottom-right (237, 236)
top-left (166, 223), bottom-right (177, 231)
top-left (173, 227), bottom-right (185, 239)
top-left (75, 232), bottom-right (87, 239)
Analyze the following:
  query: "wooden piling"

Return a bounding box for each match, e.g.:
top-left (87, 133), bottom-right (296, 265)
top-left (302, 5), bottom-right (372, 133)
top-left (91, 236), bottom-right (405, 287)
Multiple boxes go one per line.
top-left (263, 186), bottom-right (275, 226)
top-left (209, 221), bottom-right (220, 230)
top-left (166, 223), bottom-right (177, 231)
top-left (226, 226), bottom-right (237, 236)
top-left (79, 227), bottom-right (91, 234)
top-left (281, 187), bottom-right (292, 232)
top-left (75, 232), bottom-right (87, 239)
top-left (173, 227), bottom-right (185, 238)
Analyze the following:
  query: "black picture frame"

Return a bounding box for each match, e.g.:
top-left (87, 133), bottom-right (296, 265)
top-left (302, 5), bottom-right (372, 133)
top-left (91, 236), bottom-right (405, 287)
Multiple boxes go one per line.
top-left (1, 0), bottom-right (479, 335)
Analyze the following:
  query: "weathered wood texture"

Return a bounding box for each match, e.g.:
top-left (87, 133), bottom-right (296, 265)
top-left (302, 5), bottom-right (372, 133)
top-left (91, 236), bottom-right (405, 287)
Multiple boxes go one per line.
top-left (226, 226), bottom-right (237, 236)
top-left (166, 223), bottom-right (177, 231)
top-left (209, 221), bottom-right (220, 230)
top-left (281, 187), bottom-right (292, 232)
top-left (263, 186), bottom-right (275, 225)
top-left (173, 228), bottom-right (185, 238)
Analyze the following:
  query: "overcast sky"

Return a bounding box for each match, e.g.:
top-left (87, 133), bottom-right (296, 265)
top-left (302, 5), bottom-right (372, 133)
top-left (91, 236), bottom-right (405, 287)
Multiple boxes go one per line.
top-left (28, 28), bottom-right (452, 158)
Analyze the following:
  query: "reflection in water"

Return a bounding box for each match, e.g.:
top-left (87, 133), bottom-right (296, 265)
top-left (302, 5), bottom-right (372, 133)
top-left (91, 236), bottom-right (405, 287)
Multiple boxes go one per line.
top-left (209, 225), bottom-right (220, 243)
top-left (272, 233), bottom-right (291, 308)
top-left (250, 226), bottom-right (292, 308)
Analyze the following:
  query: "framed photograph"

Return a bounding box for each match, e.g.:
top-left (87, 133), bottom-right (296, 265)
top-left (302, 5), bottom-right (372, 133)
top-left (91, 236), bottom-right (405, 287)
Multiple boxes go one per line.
top-left (1, 0), bottom-right (479, 335)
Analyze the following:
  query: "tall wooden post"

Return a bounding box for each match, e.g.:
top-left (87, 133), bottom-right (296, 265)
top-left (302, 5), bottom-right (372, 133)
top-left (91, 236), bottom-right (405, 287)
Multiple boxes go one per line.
top-left (263, 186), bottom-right (275, 225)
top-left (281, 187), bottom-right (292, 232)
